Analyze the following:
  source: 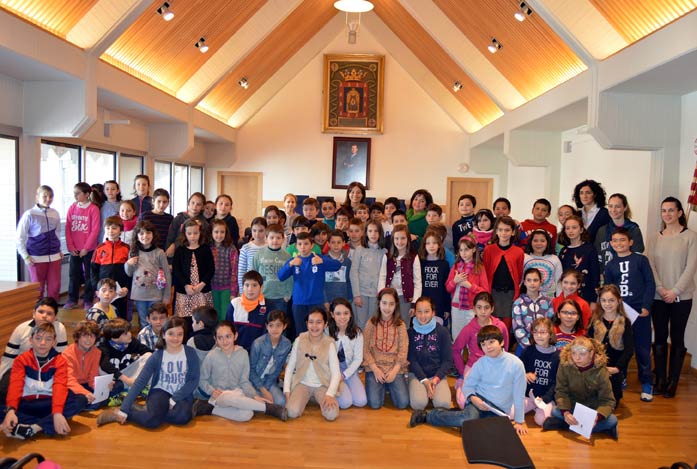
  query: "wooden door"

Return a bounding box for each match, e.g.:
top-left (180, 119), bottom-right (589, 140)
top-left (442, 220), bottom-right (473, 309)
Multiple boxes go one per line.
top-left (446, 177), bottom-right (494, 224)
top-left (217, 172), bottom-right (263, 232)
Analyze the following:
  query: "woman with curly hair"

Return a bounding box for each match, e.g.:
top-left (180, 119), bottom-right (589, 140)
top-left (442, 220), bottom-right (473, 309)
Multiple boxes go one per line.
top-left (572, 179), bottom-right (610, 243)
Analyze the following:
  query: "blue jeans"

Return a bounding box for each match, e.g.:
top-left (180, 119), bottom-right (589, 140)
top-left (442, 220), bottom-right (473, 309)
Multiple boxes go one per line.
top-left (551, 407), bottom-right (617, 434)
top-left (292, 303), bottom-right (324, 336)
top-left (632, 314), bottom-right (652, 385)
top-left (135, 300), bottom-right (157, 329)
top-left (126, 388), bottom-right (193, 429)
top-left (7, 391), bottom-right (86, 434)
top-left (365, 372), bottom-right (409, 409)
top-left (426, 404), bottom-right (498, 428)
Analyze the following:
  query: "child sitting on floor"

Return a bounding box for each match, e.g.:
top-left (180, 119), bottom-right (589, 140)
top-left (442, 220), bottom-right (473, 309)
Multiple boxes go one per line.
top-left (187, 305), bottom-right (218, 366)
top-left (63, 320), bottom-right (105, 409)
top-left (249, 310), bottom-right (292, 406)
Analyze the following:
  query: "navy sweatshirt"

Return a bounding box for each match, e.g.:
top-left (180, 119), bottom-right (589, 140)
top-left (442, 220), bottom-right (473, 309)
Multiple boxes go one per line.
top-left (421, 258), bottom-right (451, 321)
top-left (559, 243), bottom-right (600, 303)
top-left (603, 252), bottom-right (656, 311)
top-left (520, 344), bottom-right (559, 403)
top-left (407, 324), bottom-right (453, 381)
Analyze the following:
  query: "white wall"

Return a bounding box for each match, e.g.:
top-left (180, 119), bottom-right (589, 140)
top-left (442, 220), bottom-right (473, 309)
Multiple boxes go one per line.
top-left (559, 129), bottom-right (653, 234)
top-left (679, 90), bottom-right (697, 367)
top-left (506, 163), bottom-right (548, 222)
top-left (207, 28), bottom-right (468, 204)
top-left (0, 73), bottom-right (22, 127)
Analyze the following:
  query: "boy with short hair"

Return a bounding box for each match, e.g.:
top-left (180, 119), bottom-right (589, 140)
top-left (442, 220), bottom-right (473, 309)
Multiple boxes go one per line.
top-left (324, 229), bottom-right (353, 308)
top-left (426, 204), bottom-right (454, 252)
top-left (0, 297), bottom-right (68, 383)
top-left (86, 278), bottom-right (120, 330)
top-left (139, 188), bottom-right (173, 250)
top-left (521, 198), bottom-right (557, 246)
top-left (302, 198), bottom-right (320, 226)
top-left (604, 227), bottom-right (656, 401)
top-left (287, 216), bottom-right (320, 256)
top-left (278, 233), bottom-right (342, 335)
top-left (409, 325), bottom-right (527, 436)
top-left (91, 216), bottom-right (130, 318)
top-left (452, 194), bottom-right (477, 247)
top-left (249, 310), bottom-right (292, 405)
top-left (355, 204), bottom-right (370, 223)
top-left (383, 197), bottom-right (401, 238)
top-left (347, 217), bottom-right (364, 253)
top-left (1, 323), bottom-right (87, 440)
top-left (99, 318), bottom-right (152, 402)
top-left (335, 208), bottom-right (352, 241)
top-left (252, 224), bottom-right (293, 314)
top-left (370, 202), bottom-right (385, 223)
top-left (188, 305), bottom-right (218, 365)
top-left (137, 303), bottom-right (168, 350)
top-left (63, 320), bottom-right (103, 407)
top-left (321, 199), bottom-right (337, 229)
top-left (226, 271), bottom-right (268, 351)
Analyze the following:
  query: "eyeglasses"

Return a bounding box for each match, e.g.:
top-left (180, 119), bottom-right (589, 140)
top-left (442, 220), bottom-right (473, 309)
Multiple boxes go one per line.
top-left (559, 310), bottom-right (579, 316)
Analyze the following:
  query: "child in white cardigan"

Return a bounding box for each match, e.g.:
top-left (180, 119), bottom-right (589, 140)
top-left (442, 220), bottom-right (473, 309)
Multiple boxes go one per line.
top-left (327, 298), bottom-right (367, 409)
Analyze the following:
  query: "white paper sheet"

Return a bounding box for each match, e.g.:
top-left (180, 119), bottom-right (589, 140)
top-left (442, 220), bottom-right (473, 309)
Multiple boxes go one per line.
top-left (569, 402), bottom-right (597, 439)
top-left (93, 374), bottom-right (114, 402)
top-left (623, 301), bottom-right (640, 324)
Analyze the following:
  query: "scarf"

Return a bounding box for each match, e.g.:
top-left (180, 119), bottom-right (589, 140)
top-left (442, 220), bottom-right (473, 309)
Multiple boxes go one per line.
top-left (241, 292), bottom-right (265, 312)
top-left (457, 260), bottom-right (475, 309)
top-left (413, 316), bottom-right (437, 335)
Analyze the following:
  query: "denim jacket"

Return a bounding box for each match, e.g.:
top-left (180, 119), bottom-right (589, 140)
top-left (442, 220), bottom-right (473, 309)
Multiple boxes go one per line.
top-left (249, 333), bottom-right (292, 391)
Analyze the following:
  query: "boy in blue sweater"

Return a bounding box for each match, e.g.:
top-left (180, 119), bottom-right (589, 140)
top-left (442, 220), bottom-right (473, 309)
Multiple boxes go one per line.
top-left (278, 232), bottom-right (341, 336)
top-left (409, 325), bottom-right (527, 436)
top-left (604, 227), bottom-right (656, 401)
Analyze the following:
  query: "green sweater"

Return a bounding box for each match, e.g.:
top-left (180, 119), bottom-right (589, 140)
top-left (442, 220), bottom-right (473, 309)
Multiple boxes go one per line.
top-left (252, 246), bottom-right (293, 299)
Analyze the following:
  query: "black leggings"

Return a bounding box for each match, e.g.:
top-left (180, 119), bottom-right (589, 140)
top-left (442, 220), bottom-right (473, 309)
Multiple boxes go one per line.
top-left (652, 299), bottom-right (692, 350)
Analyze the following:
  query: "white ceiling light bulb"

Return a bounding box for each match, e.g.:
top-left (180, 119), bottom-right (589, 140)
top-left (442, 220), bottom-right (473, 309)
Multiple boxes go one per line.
top-left (334, 0), bottom-right (374, 13)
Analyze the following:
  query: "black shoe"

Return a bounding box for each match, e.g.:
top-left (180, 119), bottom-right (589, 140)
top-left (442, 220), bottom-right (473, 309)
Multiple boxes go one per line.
top-left (663, 379), bottom-right (678, 398)
top-left (192, 399), bottom-right (214, 417)
top-left (264, 403), bottom-right (288, 422)
top-left (542, 417), bottom-right (568, 431)
top-left (607, 424), bottom-right (619, 440)
top-left (409, 410), bottom-right (428, 427)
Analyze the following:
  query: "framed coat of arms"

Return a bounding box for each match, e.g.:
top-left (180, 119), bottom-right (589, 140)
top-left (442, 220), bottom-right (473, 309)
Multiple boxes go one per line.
top-left (322, 54), bottom-right (384, 134)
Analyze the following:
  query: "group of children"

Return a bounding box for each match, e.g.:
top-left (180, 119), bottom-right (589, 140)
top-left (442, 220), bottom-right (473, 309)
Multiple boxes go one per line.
top-left (5, 177), bottom-right (666, 442)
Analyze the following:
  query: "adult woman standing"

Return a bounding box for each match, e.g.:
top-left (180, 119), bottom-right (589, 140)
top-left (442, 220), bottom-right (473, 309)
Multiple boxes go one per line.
top-left (647, 197), bottom-right (697, 398)
top-left (572, 180), bottom-right (610, 244)
top-left (406, 189), bottom-right (433, 241)
top-left (595, 193), bottom-right (645, 269)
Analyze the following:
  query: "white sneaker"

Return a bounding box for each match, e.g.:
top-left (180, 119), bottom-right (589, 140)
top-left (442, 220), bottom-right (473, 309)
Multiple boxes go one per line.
top-left (640, 392), bottom-right (654, 402)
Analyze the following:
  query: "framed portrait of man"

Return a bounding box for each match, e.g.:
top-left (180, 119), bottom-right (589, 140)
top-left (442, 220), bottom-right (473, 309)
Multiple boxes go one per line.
top-left (332, 137), bottom-right (371, 189)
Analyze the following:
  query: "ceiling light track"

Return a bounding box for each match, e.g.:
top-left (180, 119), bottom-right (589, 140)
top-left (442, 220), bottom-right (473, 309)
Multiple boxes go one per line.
top-left (514, 2), bottom-right (533, 22)
top-left (157, 2), bottom-right (174, 21)
top-left (195, 37), bottom-right (209, 53)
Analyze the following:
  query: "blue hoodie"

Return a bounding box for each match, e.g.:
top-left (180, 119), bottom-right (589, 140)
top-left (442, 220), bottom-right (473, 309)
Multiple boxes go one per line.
top-left (278, 253), bottom-right (341, 305)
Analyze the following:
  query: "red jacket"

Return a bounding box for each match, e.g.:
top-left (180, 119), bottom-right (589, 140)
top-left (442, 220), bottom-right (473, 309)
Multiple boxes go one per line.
top-left (446, 260), bottom-right (489, 309)
top-left (482, 243), bottom-right (524, 299)
top-left (6, 348), bottom-right (69, 415)
top-left (62, 343), bottom-right (101, 397)
top-left (520, 219), bottom-right (557, 247)
top-left (90, 239), bottom-right (130, 288)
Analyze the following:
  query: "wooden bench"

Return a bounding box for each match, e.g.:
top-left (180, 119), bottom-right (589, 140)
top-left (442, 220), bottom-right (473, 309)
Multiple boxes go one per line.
top-left (0, 281), bottom-right (40, 352)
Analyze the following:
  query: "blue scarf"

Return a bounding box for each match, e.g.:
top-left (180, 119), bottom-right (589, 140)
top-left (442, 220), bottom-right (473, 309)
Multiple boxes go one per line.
top-left (413, 317), bottom-right (437, 335)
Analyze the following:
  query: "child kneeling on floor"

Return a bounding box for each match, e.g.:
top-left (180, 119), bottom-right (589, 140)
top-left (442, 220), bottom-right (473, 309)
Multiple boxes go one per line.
top-left (97, 317), bottom-right (199, 428)
top-left (409, 325), bottom-right (527, 436)
top-left (1, 323), bottom-right (87, 440)
top-left (191, 320), bottom-right (287, 421)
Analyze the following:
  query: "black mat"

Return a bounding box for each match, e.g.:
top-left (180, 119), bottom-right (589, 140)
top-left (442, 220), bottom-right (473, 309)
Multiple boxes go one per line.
top-left (461, 416), bottom-right (534, 469)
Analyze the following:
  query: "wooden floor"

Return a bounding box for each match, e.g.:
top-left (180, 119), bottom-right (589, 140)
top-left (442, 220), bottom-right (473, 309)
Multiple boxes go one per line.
top-left (2, 309), bottom-right (696, 468)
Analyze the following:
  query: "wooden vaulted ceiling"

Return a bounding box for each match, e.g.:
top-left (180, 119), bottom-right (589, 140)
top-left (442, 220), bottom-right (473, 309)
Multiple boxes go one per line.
top-left (1, 0), bottom-right (696, 132)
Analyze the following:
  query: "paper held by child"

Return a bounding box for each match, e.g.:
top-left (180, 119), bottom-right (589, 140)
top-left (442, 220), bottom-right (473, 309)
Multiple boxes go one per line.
top-left (94, 374), bottom-right (114, 402)
top-left (474, 393), bottom-right (508, 418)
top-left (569, 402), bottom-right (597, 439)
top-left (623, 301), bottom-right (640, 324)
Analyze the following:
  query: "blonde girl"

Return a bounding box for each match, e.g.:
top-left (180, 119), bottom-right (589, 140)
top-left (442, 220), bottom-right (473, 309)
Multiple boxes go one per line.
top-left (587, 285), bottom-right (634, 405)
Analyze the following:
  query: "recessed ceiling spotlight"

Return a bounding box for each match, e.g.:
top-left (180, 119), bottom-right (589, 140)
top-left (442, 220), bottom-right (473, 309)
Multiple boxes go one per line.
top-left (238, 77), bottom-right (249, 89)
top-left (195, 37), bottom-right (209, 53)
top-left (488, 38), bottom-right (502, 54)
top-left (157, 2), bottom-right (174, 21)
top-left (514, 2), bottom-right (533, 22)
top-left (452, 81), bottom-right (463, 92)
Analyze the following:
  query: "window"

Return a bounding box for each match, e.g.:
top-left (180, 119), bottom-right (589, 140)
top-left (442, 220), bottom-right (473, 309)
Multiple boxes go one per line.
top-left (85, 148), bottom-right (116, 187)
top-left (154, 161), bottom-right (172, 213)
top-left (118, 154), bottom-right (144, 194)
top-left (190, 166), bottom-right (203, 195)
top-left (0, 135), bottom-right (18, 281)
top-left (40, 141), bottom-right (81, 219)
top-left (173, 164), bottom-right (189, 214)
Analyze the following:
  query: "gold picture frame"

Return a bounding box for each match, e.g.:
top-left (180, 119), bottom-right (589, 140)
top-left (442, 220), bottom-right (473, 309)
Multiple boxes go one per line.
top-left (322, 54), bottom-right (384, 134)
